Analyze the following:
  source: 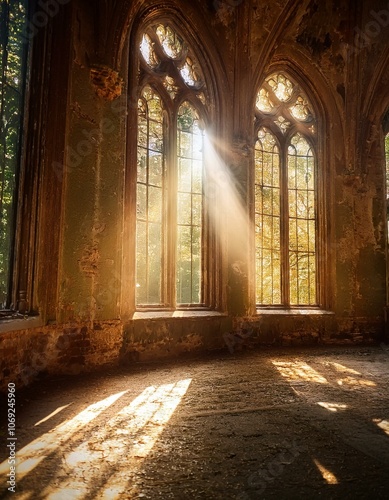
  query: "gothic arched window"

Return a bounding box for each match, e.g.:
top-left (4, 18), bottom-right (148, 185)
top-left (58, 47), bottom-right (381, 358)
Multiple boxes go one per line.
top-left (135, 23), bottom-right (207, 308)
top-left (255, 73), bottom-right (317, 306)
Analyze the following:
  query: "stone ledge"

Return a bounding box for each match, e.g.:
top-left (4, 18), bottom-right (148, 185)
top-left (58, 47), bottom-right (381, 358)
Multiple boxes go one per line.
top-left (0, 316), bottom-right (43, 334)
top-left (132, 310), bottom-right (227, 320)
top-left (256, 309), bottom-right (335, 316)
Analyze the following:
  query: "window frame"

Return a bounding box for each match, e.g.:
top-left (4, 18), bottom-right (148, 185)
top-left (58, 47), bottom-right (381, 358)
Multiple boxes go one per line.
top-left (253, 70), bottom-right (326, 311)
top-left (126, 19), bottom-right (216, 313)
top-left (0, 0), bottom-right (29, 314)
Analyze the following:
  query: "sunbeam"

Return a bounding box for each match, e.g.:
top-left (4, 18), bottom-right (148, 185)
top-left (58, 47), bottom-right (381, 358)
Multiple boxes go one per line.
top-left (204, 134), bottom-right (250, 263)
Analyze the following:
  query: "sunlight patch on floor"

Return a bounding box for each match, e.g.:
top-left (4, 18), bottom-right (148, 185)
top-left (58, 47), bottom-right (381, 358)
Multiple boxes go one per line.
top-left (313, 458), bottom-right (339, 484)
top-left (317, 402), bottom-right (348, 412)
top-left (0, 391), bottom-right (127, 482)
top-left (337, 376), bottom-right (376, 388)
top-left (41, 379), bottom-right (192, 500)
top-left (324, 361), bottom-right (361, 375)
top-left (373, 419), bottom-right (389, 436)
top-left (272, 360), bottom-right (329, 384)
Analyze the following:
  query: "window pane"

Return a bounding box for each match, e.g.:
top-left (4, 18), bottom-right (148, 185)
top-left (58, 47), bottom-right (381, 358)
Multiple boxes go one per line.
top-left (178, 131), bottom-right (192, 157)
top-left (155, 25), bottom-right (183, 59)
top-left (148, 186), bottom-right (162, 222)
top-left (176, 102), bottom-right (203, 304)
top-left (149, 153), bottom-right (163, 186)
top-left (137, 184), bottom-right (147, 220)
top-left (138, 118), bottom-right (148, 147)
top-left (149, 121), bottom-right (163, 152)
top-left (255, 128), bottom-right (281, 305)
top-left (136, 221), bottom-right (147, 304)
top-left (191, 225), bottom-right (201, 301)
top-left (177, 192), bottom-right (191, 225)
top-left (288, 134), bottom-right (316, 305)
top-left (137, 146), bottom-right (147, 183)
top-left (192, 194), bottom-right (202, 226)
top-left (177, 225), bottom-right (192, 304)
top-left (180, 57), bottom-right (203, 88)
top-left (140, 33), bottom-right (159, 67)
top-left (290, 95), bottom-right (314, 122)
top-left (192, 160), bottom-right (202, 193)
top-left (136, 87), bottom-right (164, 305)
top-left (178, 158), bottom-right (192, 191)
top-left (148, 222), bottom-right (162, 303)
top-left (267, 73), bottom-right (294, 102)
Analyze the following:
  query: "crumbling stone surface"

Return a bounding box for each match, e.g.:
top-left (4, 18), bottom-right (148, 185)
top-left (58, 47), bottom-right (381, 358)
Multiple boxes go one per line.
top-left (90, 65), bottom-right (123, 101)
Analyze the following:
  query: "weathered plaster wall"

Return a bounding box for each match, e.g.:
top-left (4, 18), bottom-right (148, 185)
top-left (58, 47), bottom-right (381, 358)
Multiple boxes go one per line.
top-left (57, 0), bottom-right (126, 324)
top-left (0, 321), bottom-right (123, 391)
top-left (0, 315), bottom-right (233, 391)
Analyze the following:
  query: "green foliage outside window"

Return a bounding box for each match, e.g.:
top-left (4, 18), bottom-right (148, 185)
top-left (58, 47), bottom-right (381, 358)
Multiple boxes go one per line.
top-left (0, 0), bottom-right (27, 307)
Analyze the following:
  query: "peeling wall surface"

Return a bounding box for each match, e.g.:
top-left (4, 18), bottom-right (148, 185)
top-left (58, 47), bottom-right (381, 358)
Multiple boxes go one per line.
top-left (1, 0), bottom-right (389, 390)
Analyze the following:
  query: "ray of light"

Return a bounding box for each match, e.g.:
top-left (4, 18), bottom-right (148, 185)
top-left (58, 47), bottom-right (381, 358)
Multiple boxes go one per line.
top-left (204, 134), bottom-right (250, 263)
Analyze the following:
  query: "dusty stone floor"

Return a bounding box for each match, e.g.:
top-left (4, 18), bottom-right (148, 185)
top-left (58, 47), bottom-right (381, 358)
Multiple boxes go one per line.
top-left (1, 344), bottom-right (389, 499)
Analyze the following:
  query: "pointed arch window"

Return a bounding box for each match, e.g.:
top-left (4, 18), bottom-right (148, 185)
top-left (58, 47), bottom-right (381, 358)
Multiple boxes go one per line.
top-left (135, 23), bottom-right (207, 308)
top-left (255, 73), bottom-right (317, 306)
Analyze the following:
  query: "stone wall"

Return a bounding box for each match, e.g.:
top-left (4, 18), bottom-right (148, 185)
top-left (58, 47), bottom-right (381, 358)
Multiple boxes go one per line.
top-left (1, 312), bottom-right (383, 392)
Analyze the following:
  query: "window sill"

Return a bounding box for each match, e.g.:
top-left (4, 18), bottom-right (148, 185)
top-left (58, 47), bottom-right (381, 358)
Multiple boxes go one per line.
top-left (132, 310), bottom-right (227, 320)
top-left (256, 308), bottom-right (334, 316)
top-left (0, 315), bottom-right (43, 334)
